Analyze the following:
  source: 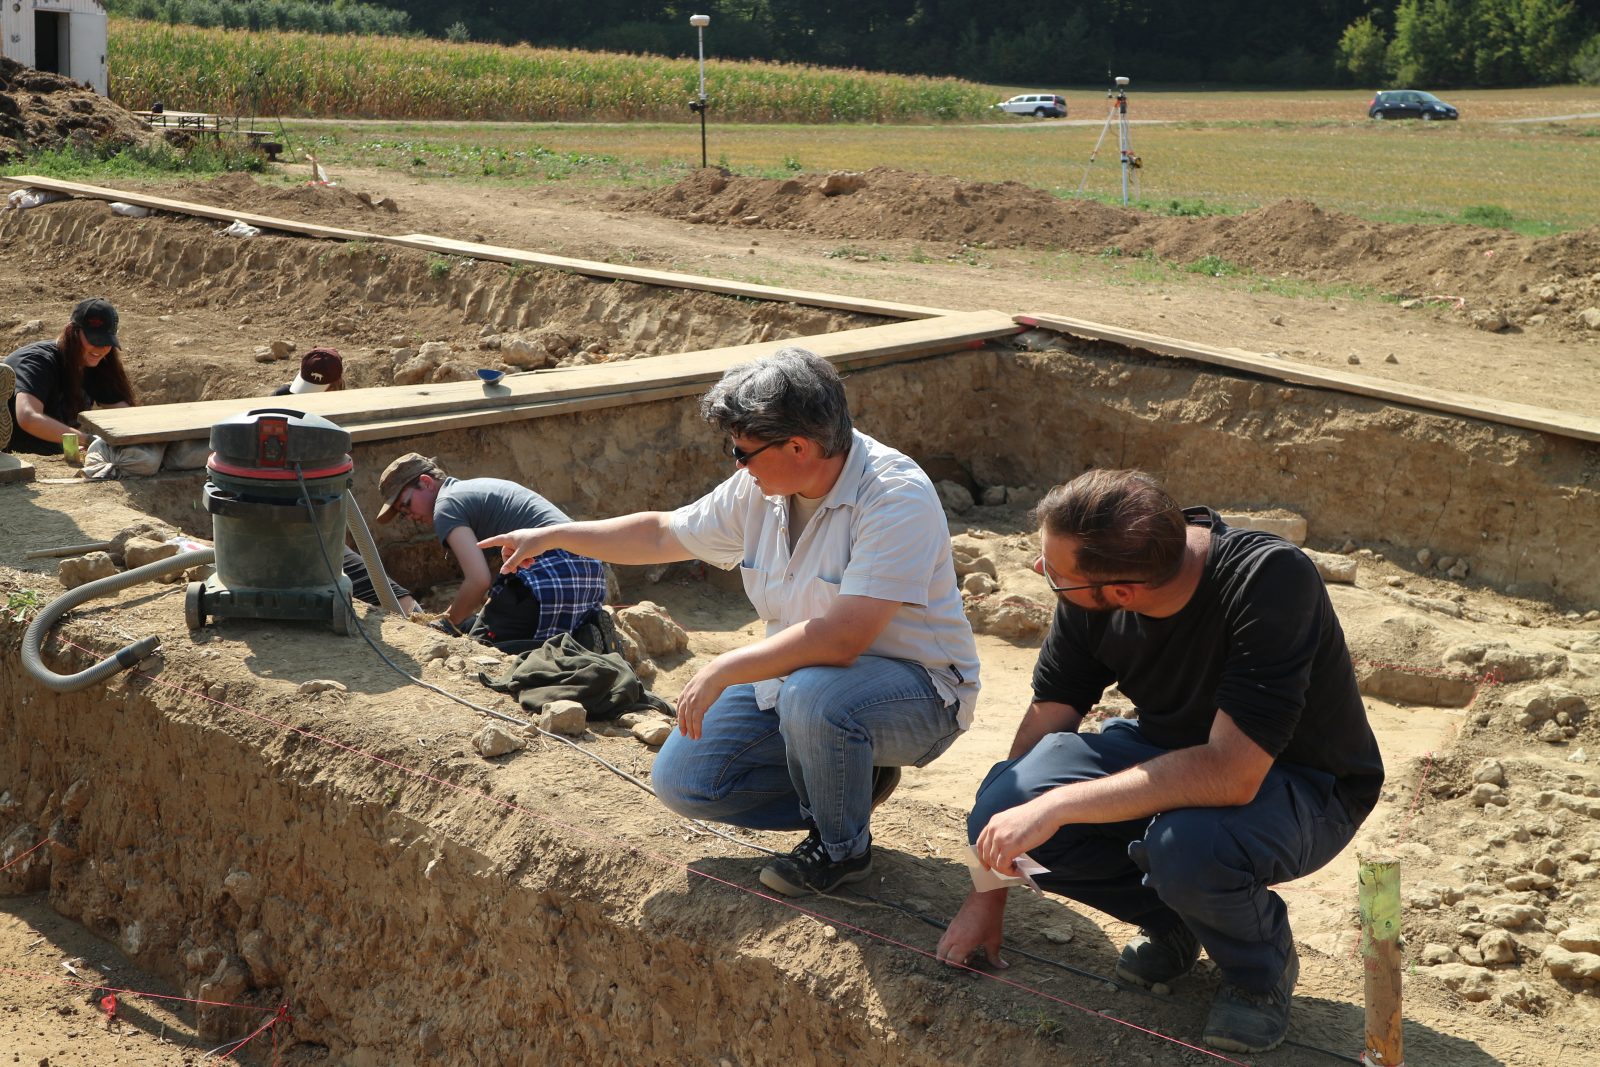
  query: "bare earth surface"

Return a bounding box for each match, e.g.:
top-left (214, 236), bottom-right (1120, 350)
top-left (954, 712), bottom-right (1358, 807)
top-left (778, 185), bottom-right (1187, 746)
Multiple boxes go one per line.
top-left (3, 153), bottom-right (1600, 1066)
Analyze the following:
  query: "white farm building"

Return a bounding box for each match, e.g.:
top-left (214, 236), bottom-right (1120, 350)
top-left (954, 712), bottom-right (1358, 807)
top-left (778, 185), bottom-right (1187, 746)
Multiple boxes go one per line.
top-left (1, 0), bottom-right (108, 95)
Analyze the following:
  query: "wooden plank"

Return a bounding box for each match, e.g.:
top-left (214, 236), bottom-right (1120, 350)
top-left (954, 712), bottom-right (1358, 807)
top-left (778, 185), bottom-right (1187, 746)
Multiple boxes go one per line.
top-left (1, 176), bottom-right (950, 320)
top-left (3, 175), bottom-right (378, 242)
top-left (0, 453), bottom-right (36, 485)
top-left (1019, 311), bottom-right (1600, 444)
top-left (82, 311), bottom-right (1022, 445)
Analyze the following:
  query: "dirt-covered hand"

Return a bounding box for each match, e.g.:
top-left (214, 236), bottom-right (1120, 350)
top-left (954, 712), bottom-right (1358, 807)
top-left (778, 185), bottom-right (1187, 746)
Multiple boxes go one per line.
top-left (935, 889), bottom-right (1009, 970)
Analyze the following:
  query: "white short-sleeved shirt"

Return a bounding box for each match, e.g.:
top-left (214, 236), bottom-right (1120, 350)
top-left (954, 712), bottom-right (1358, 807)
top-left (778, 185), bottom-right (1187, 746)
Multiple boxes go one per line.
top-left (670, 430), bottom-right (981, 727)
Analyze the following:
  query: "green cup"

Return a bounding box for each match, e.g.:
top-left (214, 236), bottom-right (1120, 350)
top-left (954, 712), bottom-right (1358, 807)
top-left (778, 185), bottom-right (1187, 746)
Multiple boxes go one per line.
top-left (62, 432), bottom-right (80, 464)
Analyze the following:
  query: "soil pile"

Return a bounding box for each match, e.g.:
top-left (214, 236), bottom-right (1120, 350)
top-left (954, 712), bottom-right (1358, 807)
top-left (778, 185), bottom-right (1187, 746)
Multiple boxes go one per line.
top-left (624, 165), bottom-right (1136, 251)
top-left (0, 57), bottom-right (151, 163)
top-left (624, 168), bottom-right (1600, 334)
top-left (174, 171), bottom-right (403, 230)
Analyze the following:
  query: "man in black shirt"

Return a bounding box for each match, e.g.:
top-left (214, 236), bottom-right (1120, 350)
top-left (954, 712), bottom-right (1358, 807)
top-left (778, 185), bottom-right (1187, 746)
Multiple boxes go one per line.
top-left (936, 469), bottom-right (1382, 1054)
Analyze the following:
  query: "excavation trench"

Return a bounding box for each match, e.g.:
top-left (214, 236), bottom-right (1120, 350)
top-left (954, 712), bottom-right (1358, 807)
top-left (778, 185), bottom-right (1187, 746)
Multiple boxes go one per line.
top-left (4, 345), bottom-right (1597, 1063)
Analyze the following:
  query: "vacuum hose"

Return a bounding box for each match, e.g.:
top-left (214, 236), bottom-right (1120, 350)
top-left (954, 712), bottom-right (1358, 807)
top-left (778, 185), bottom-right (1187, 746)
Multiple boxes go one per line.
top-left (344, 488), bottom-right (405, 616)
top-left (21, 548), bottom-right (216, 694)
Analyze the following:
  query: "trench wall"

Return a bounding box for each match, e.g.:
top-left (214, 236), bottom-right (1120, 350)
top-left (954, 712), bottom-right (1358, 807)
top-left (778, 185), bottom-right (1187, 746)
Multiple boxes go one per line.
top-left (0, 633), bottom-right (1042, 1065)
top-left (116, 345), bottom-right (1600, 605)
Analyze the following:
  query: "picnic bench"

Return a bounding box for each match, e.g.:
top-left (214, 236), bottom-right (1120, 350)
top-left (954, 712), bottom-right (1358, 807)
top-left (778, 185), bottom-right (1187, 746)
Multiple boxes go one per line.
top-left (133, 111), bottom-right (282, 161)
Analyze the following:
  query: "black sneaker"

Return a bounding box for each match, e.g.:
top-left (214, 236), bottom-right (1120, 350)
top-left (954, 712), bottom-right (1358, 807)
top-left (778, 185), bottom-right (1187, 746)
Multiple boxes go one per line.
top-left (1203, 948), bottom-right (1299, 1054)
top-left (759, 827), bottom-right (873, 897)
top-left (870, 765), bottom-right (901, 810)
top-left (1114, 923), bottom-right (1201, 990)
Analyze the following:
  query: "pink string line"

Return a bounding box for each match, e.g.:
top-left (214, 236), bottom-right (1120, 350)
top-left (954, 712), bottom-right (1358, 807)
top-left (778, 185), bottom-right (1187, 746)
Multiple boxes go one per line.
top-left (49, 636), bottom-right (1261, 1065)
top-left (210, 1003), bottom-right (292, 1063)
top-left (0, 965), bottom-right (281, 1013)
top-left (0, 837), bottom-right (50, 875)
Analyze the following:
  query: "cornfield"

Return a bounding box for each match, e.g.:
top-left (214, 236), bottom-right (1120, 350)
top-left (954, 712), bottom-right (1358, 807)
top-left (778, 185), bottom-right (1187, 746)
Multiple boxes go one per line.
top-left (108, 20), bottom-right (998, 123)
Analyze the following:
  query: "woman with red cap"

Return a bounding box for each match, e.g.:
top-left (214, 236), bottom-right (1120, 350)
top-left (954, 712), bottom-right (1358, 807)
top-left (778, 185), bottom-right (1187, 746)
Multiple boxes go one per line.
top-left (2, 298), bottom-right (136, 454)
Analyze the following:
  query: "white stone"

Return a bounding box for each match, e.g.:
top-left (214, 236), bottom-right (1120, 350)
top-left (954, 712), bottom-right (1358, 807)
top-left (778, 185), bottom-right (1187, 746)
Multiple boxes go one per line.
top-left (298, 679), bottom-right (348, 696)
top-left (616, 601), bottom-right (689, 657)
top-left (472, 723), bottom-right (526, 758)
top-left (58, 552), bottom-right (119, 589)
top-left (1303, 549), bottom-right (1357, 584)
top-left (632, 720), bottom-right (673, 747)
top-left (1543, 946), bottom-right (1600, 981)
top-left (539, 699), bottom-right (589, 736)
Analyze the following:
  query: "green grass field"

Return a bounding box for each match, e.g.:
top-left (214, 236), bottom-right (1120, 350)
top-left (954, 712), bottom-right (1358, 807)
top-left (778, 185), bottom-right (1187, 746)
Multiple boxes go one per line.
top-left (276, 101), bottom-right (1600, 234)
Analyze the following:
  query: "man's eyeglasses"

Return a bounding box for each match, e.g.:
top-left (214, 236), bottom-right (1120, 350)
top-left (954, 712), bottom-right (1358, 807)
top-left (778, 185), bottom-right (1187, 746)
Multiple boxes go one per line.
top-left (725, 438), bottom-right (783, 466)
top-left (1036, 555), bottom-right (1149, 595)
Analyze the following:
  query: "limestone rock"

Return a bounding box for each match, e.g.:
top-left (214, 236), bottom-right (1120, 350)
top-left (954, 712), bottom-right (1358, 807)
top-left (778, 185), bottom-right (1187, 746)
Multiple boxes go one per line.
top-left (936, 480), bottom-right (974, 514)
top-left (473, 723), bottom-right (526, 758)
top-left (1557, 926), bottom-right (1600, 954)
top-left (1470, 783), bottom-right (1503, 807)
top-left (965, 594), bottom-right (1051, 640)
top-left (123, 536), bottom-right (180, 570)
top-left (616, 601), bottom-right (688, 657)
top-left (297, 679), bottom-right (347, 696)
top-left (1483, 903), bottom-right (1544, 929)
top-left (1473, 759), bottom-right (1506, 787)
top-left (1430, 963), bottom-right (1495, 1001)
top-left (1578, 307), bottom-right (1600, 331)
top-left (962, 572), bottom-right (999, 596)
top-left (1005, 485), bottom-right (1043, 508)
top-left (1219, 511), bottom-right (1307, 545)
top-left (1419, 942), bottom-right (1456, 964)
top-left (500, 335), bottom-right (551, 369)
top-left (951, 547), bottom-right (998, 580)
top-left (539, 699), bottom-right (588, 736)
top-left (1496, 981), bottom-right (1546, 1014)
top-left (269, 339), bottom-right (295, 360)
top-left (58, 551), bottom-right (119, 588)
top-left (1478, 929), bottom-right (1518, 965)
top-left (238, 929), bottom-right (280, 986)
top-left (1445, 644), bottom-right (1567, 683)
top-left (979, 485), bottom-right (1007, 507)
top-left (110, 519), bottom-right (179, 563)
top-left (1302, 549), bottom-right (1357, 584)
top-left (632, 719), bottom-right (673, 747)
top-left (1542, 946), bottom-right (1600, 981)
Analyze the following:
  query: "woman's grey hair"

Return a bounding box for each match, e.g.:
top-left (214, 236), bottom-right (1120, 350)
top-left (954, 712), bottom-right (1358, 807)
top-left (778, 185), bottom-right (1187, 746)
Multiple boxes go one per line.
top-left (699, 346), bottom-right (853, 456)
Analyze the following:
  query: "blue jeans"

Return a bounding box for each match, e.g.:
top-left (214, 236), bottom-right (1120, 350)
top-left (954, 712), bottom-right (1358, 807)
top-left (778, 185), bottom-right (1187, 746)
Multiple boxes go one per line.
top-left (968, 719), bottom-right (1356, 992)
top-left (652, 656), bottom-right (961, 861)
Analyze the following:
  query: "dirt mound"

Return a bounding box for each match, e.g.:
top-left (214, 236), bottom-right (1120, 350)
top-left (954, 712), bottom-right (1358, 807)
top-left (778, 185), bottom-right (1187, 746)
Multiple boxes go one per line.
top-left (0, 57), bottom-right (152, 163)
top-left (624, 169), bottom-right (1600, 334)
top-left (174, 171), bottom-right (403, 229)
top-left (624, 165), bottom-right (1138, 250)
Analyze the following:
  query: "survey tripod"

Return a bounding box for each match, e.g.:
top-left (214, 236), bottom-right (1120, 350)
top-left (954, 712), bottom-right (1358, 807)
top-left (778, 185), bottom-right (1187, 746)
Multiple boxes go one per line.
top-left (1077, 76), bottom-right (1140, 204)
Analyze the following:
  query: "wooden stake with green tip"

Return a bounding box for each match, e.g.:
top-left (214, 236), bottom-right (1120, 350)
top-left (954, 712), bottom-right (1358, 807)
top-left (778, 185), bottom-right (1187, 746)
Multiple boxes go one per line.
top-left (1358, 854), bottom-right (1404, 1066)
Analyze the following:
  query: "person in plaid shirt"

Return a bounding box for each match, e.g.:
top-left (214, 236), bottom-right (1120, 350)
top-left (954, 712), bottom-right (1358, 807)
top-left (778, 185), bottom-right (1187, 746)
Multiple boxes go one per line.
top-left (374, 453), bottom-right (608, 650)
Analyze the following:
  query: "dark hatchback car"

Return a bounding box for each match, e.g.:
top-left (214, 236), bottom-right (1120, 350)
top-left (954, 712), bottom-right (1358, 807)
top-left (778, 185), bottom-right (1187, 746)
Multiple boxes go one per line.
top-left (1368, 90), bottom-right (1459, 121)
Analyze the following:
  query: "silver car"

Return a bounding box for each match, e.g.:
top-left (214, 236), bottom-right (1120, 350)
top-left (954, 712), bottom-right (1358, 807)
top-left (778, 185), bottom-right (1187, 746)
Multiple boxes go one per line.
top-left (996, 93), bottom-right (1068, 118)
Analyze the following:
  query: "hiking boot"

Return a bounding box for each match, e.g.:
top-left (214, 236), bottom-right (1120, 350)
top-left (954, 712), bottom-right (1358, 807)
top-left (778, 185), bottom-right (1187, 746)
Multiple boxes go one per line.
top-left (758, 827), bottom-right (873, 897)
top-left (1203, 949), bottom-right (1299, 1054)
top-left (573, 607), bottom-right (619, 655)
top-left (1114, 923), bottom-right (1201, 990)
top-left (0, 362), bottom-right (14, 449)
top-left (870, 765), bottom-right (901, 810)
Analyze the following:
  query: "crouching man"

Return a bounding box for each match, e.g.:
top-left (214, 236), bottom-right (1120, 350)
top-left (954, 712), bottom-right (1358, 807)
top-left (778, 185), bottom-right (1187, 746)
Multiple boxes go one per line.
top-left (375, 453), bottom-right (608, 650)
top-left (937, 469), bottom-right (1383, 1054)
top-left (483, 348), bottom-right (980, 895)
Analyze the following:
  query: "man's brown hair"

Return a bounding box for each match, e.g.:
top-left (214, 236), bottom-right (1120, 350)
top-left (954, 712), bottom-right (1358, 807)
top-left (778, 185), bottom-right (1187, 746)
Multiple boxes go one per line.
top-left (1030, 469), bottom-right (1187, 585)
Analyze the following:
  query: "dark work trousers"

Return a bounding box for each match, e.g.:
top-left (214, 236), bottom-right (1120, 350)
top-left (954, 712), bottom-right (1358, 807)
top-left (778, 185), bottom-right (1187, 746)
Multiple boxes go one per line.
top-left (968, 718), bottom-right (1356, 993)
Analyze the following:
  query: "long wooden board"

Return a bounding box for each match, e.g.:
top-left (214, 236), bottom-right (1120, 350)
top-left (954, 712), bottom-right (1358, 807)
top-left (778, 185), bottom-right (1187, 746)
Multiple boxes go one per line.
top-left (82, 311), bottom-right (1022, 445)
top-left (3, 175), bottom-right (376, 242)
top-left (1018, 312), bottom-right (1600, 444)
top-left (2, 175), bottom-right (950, 320)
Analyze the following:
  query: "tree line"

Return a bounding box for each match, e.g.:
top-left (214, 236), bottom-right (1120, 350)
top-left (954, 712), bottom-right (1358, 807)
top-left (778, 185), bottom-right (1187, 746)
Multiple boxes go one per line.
top-left (112, 0), bottom-right (1600, 87)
